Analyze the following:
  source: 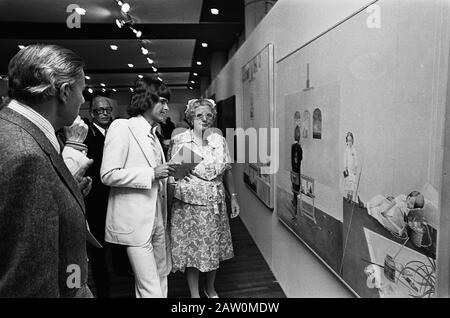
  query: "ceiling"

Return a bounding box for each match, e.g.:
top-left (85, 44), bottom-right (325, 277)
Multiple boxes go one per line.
top-left (0, 0), bottom-right (245, 94)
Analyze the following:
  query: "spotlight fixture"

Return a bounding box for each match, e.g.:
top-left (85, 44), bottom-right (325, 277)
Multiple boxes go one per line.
top-left (74, 7), bottom-right (86, 15)
top-left (193, 72), bottom-right (198, 76)
top-left (138, 75), bottom-right (143, 79)
top-left (196, 61), bottom-right (202, 66)
top-left (147, 57), bottom-right (154, 64)
top-left (85, 76), bottom-right (91, 80)
top-left (141, 47), bottom-right (149, 55)
top-left (128, 63), bottom-right (134, 68)
top-left (151, 66), bottom-right (158, 72)
top-left (100, 83), bottom-right (106, 87)
top-left (130, 88), bottom-right (134, 92)
top-left (88, 88), bottom-right (93, 94)
top-left (120, 2), bottom-right (130, 13)
top-left (201, 42), bottom-right (208, 48)
top-left (110, 44), bottom-right (118, 51)
top-left (129, 26), bottom-right (142, 38)
top-left (18, 45), bottom-right (25, 49)
top-left (210, 8), bottom-right (219, 15)
top-left (190, 80), bottom-right (195, 84)
top-left (115, 19), bottom-right (125, 28)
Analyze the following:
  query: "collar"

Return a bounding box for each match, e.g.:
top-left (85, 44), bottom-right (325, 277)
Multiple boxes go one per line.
top-left (7, 99), bottom-right (60, 153)
top-left (93, 122), bottom-right (106, 136)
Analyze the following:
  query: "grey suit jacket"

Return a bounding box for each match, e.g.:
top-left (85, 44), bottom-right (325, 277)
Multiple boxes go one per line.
top-left (0, 107), bottom-right (89, 298)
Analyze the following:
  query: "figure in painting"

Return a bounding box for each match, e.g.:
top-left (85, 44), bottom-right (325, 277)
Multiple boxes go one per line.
top-left (291, 123), bottom-right (303, 212)
top-left (343, 132), bottom-right (358, 202)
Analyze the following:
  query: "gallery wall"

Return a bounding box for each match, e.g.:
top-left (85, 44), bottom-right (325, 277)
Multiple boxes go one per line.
top-left (207, 0), bottom-right (378, 296)
top-left (207, 0), bottom-right (450, 297)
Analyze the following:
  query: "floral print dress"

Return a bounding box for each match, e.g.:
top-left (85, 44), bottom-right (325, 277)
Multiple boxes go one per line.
top-left (169, 130), bottom-right (234, 273)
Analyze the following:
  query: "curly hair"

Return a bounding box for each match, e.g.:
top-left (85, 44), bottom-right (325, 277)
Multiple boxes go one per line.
top-left (127, 77), bottom-right (171, 117)
top-left (8, 44), bottom-right (85, 104)
top-left (184, 98), bottom-right (217, 126)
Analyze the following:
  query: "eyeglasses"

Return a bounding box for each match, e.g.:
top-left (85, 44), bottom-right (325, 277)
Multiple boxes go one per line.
top-left (194, 112), bottom-right (214, 120)
top-left (93, 107), bottom-right (113, 115)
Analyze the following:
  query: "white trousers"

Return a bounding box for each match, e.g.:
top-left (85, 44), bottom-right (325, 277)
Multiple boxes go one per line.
top-left (126, 206), bottom-right (168, 298)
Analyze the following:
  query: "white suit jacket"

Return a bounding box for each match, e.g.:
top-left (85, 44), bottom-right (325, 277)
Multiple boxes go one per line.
top-left (100, 115), bottom-right (167, 246)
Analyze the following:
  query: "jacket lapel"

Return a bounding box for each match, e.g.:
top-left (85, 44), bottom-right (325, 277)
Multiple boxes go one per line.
top-left (128, 116), bottom-right (158, 167)
top-left (0, 108), bottom-right (86, 215)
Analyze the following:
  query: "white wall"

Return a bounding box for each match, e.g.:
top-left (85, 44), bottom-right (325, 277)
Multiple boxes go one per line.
top-left (207, 0), bottom-right (450, 297)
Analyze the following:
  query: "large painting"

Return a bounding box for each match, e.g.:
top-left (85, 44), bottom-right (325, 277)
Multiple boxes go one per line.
top-left (275, 0), bottom-right (445, 297)
top-left (242, 44), bottom-right (275, 209)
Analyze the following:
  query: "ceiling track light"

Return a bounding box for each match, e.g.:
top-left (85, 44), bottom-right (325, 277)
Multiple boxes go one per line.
top-left (147, 57), bottom-right (154, 64)
top-left (152, 66), bottom-right (158, 72)
top-left (75, 7), bottom-right (86, 15)
top-left (117, 1), bottom-right (130, 13)
top-left (141, 47), bottom-right (149, 55)
top-left (115, 18), bottom-right (126, 28)
top-left (129, 26), bottom-right (142, 38)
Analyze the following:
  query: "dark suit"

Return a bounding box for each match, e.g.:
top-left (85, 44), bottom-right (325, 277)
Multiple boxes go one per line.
top-left (0, 107), bottom-right (89, 297)
top-left (83, 122), bottom-right (111, 297)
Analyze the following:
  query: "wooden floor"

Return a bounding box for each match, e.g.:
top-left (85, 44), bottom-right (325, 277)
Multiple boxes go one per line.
top-left (89, 216), bottom-right (286, 298)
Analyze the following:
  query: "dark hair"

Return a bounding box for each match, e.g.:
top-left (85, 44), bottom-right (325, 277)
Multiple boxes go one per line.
top-left (127, 77), bottom-right (171, 117)
top-left (346, 132), bottom-right (354, 143)
top-left (407, 190), bottom-right (425, 209)
top-left (8, 44), bottom-right (85, 104)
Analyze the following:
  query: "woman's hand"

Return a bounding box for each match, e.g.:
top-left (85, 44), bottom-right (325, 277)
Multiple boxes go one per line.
top-left (230, 194), bottom-right (240, 218)
top-left (64, 115), bottom-right (88, 143)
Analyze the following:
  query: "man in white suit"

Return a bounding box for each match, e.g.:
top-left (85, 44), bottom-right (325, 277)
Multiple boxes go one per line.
top-left (100, 77), bottom-right (176, 298)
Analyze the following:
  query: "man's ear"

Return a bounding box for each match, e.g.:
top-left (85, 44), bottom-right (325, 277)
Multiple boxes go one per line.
top-left (58, 83), bottom-right (70, 103)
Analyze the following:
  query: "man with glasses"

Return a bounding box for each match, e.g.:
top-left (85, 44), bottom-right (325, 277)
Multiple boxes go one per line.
top-left (83, 96), bottom-right (117, 298)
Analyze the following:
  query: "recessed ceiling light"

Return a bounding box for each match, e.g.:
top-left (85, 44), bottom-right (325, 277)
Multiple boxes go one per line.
top-left (189, 87), bottom-right (193, 90)
top-left (138, 75), bottom-right (143, 79)
top-left (193, 72), bottom-right (198, 76)
top-left (100, 83), bottom-right (105, 87)
top-left (18, 45), bottom-right (25, 49)
top-left (128, 63), bottom-right (134, 68)
top-left (110, 45), bottom-right (118, 51)
top-left (201, 42), bottom-right (208, 48)
top-left (130, 88), bottom-right (134, 92)
top-left (85, 76), bottom-right (91, 80)
top-left (210, 8), bottom-right (219, 15)
top-left (75, 7), bottom-right (86, 15)
top-left (196, 61), bottom-right (202, 66)
top-left (190, 80), bottom-right (195, 84)
top-left (112, 88), bottom-right (117, 92)
top-left (88, 88), bottom-right (93, 94)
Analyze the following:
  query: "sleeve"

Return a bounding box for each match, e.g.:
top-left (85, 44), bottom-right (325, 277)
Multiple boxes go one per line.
top-left (61, 146), bottom-right (90, 176)
top-left (100, 120), bottom-right (155, 189)
top-left (0, 150), bottom-right (60, 297)
top-left (222, 136), bottom-right (232, 170)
